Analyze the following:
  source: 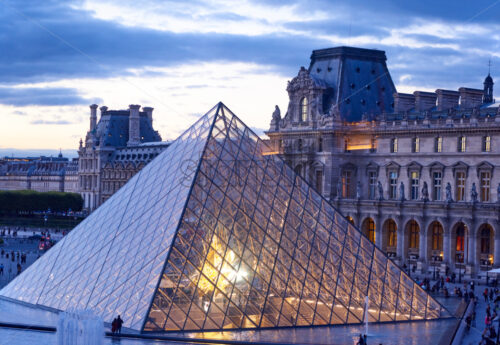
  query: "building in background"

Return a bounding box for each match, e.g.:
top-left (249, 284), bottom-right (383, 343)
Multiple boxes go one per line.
top-left (0, 154), bottom-right (78, 193)
top-left (267, 46), bottom-right (499, 277)
top-left (78, 104), bottom-right (170, 211)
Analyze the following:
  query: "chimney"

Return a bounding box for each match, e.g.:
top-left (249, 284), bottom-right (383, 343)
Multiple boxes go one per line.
top-left (436, 89), bottom-right (459, 111)
top-left (99, 106), bottom-right (108, 116)
top-left (128, 104), bottom-right (141, 146)
top-left (459, 87), bottom-right (483, 108)
top-left (143, 107), bottom-right (154, 126)
top-left (89, 104), bottom-right (98, 131)
top-left (413, 91), bottom-right (437, 112)
top-left (393, 93), bottom-right (415, 113)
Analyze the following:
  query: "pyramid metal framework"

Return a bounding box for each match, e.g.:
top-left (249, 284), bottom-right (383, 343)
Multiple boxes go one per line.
top-left (0, 103), bottom-right (449, 333)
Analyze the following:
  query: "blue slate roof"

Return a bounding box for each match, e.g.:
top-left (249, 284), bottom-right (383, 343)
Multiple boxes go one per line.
top-left (94, 110), bottom-right (161, 147)
top-left (308, 46), bottom-right (397, 122)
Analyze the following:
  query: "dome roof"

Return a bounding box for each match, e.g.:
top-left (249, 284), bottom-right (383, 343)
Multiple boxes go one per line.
top-left (485, 73), bottom-right (493, 84)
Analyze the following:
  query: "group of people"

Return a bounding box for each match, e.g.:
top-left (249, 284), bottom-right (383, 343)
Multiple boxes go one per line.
top-left (463, 285), bottom-right (500, 345)
top-left (111, 315), bottom-right (123, 334)
top-left (0, 250), bottom-right (27, 263)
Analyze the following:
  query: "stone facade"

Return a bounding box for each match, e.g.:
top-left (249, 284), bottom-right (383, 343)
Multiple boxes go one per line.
top-left (0, 155), bottom-right (78, 193)
top-left (267, 46), bottom-right (499, 278)
top-left (78, 104), bottom-right (169, 211)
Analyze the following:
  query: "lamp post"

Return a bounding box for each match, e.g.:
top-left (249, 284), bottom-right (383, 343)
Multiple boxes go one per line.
top-left (433, 257), bottom-right (437, 281)
top-left (486, 259), bottom-right (490, 286)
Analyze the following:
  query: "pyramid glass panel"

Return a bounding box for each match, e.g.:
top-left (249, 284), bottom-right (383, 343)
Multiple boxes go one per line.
top-left (0, 102), bottom-right (449, 333)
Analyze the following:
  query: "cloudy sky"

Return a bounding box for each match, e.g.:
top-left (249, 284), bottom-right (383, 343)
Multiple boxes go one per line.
top-left (0, 0), bottom-right (499, 156)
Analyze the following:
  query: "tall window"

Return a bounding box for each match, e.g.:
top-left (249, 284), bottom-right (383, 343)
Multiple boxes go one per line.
top-left (390, 138), bottom-right (398, 153)
top-left (411, 171), bottom-right (419, 200)
top-left (409, 221), bottom-right (419, 249)
top-left (456, 171), bottom-right (466, 201)
top-left (300, 97), bottom-right (308, 122)
top-left (435, 136), bottom-right (442, 153)
top-left (368, 171), bottom-right (377, 200)
top-left (318, 137), bottom-right (323, 152)
top-left (387, 220), bottom-right (397, 248)
top-left (431, 222), bottom-right (443, 251)
top-left (389, 171), bottom-right (398, 199)
top-left (483, 136), bottom-right (491, 152)
top-left (480, 171), bottom-right (491, 202)
top-left (315, 170), bottom-right (323, 194)
top-left (298, 139), bottom-right (303, 151)
top-left (366, 218), bottom-right (376, 243)
top-left (342, 171), bottom-right (353, 198)
top-left (456, 226), bottom-right (465, 252)
top-left (458, 136), bottom-right (466, 153)
top-left (481, 226), bottom-right (492, 254)
top-left (433, 172), bottom-right (442, 201)
top-left (412, 137), bottom-right (420, 153)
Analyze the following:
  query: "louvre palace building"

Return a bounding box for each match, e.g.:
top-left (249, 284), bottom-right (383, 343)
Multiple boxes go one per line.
top-left (266, 46), bottom-right (500, 278)
top-left (78, 104), bottom-right (170, 211)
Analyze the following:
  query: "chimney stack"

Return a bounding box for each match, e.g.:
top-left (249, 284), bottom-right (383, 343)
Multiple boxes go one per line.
top-left (128, 104), bottom-right (141, 146)
top-left (436, 89), bottom-right (459, 111)
top-left (89, 104), bottom-right (98, 132)
top-left (413, 91), bottom-right (437, 112)
top-left (459, 88), bottom-right (483, 108)
top-left (393, 93), bottom-right (415, 113)
top-left (99, 106), bottom-right (108, 116)
top-left (143, 107), bottom-right (154, 126)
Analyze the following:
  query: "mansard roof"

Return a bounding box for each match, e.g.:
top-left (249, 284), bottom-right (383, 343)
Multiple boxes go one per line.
top-left (93, 110), bottom-right (161, 148)
top-left (307, 46), bottom-right (397, 122)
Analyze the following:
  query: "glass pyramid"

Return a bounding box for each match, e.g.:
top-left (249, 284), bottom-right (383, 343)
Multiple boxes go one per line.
top-left (0, 103), bottom-right (450, 333)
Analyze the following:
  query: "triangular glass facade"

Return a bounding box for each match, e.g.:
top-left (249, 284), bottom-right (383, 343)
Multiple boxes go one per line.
top-left (0, 103), bottom-right (449, 333)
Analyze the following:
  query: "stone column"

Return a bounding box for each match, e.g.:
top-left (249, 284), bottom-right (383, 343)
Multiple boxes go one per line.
top-left (128, 104), bottom-right (141, 146)
top-left (494, 238), bottom-right (500, 267)
top-left (397, 217), bottom-right (405, 260)
top-left (375, 216), bottom-right (382, 249)
top-left (443, 231), bottom-right (451, 265)
top-left (143, 107), bottom-right (154, 126)
top-left (467, 234), bottom-right (475, 266)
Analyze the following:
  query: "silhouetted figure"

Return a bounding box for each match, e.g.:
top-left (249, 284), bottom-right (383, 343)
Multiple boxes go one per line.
top-left (111, 317), bottom-right (118, 334)
top-left (116, 315), bottom-right (123, 334)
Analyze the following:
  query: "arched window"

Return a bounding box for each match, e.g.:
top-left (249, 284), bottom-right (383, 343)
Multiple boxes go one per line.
top-left (367, 218), bottom-right (375, 243)
top-left (300, 97), bottom-right (308, 122)
top-left (431, 222), bottom-right (443, 251)
top-left (387, 220), bottom-right (397, 247)
top-left (456, 225), bottom-right (465, 252)
top-left (409, 220), bottom-right (419, 249)
top-left (481, 226), bottom-right (492, 254)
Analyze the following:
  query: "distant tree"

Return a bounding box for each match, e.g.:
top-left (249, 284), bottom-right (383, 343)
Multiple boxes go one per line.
top-left (0, 190), bottom-right (83, 215)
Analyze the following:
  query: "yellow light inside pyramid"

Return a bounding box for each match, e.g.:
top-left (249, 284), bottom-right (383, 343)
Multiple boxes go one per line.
top-left (198, 235), bottom-right (244, 295)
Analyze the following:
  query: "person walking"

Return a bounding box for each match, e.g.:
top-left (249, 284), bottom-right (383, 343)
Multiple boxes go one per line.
top-left (484, 288), bottom-right (489, 302)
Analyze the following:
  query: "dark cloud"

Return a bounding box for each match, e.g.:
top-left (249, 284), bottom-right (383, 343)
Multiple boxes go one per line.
top-left (0, 0), bottom-right (499, 99)
top-left (0, 86), bottom-right (101, 106)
